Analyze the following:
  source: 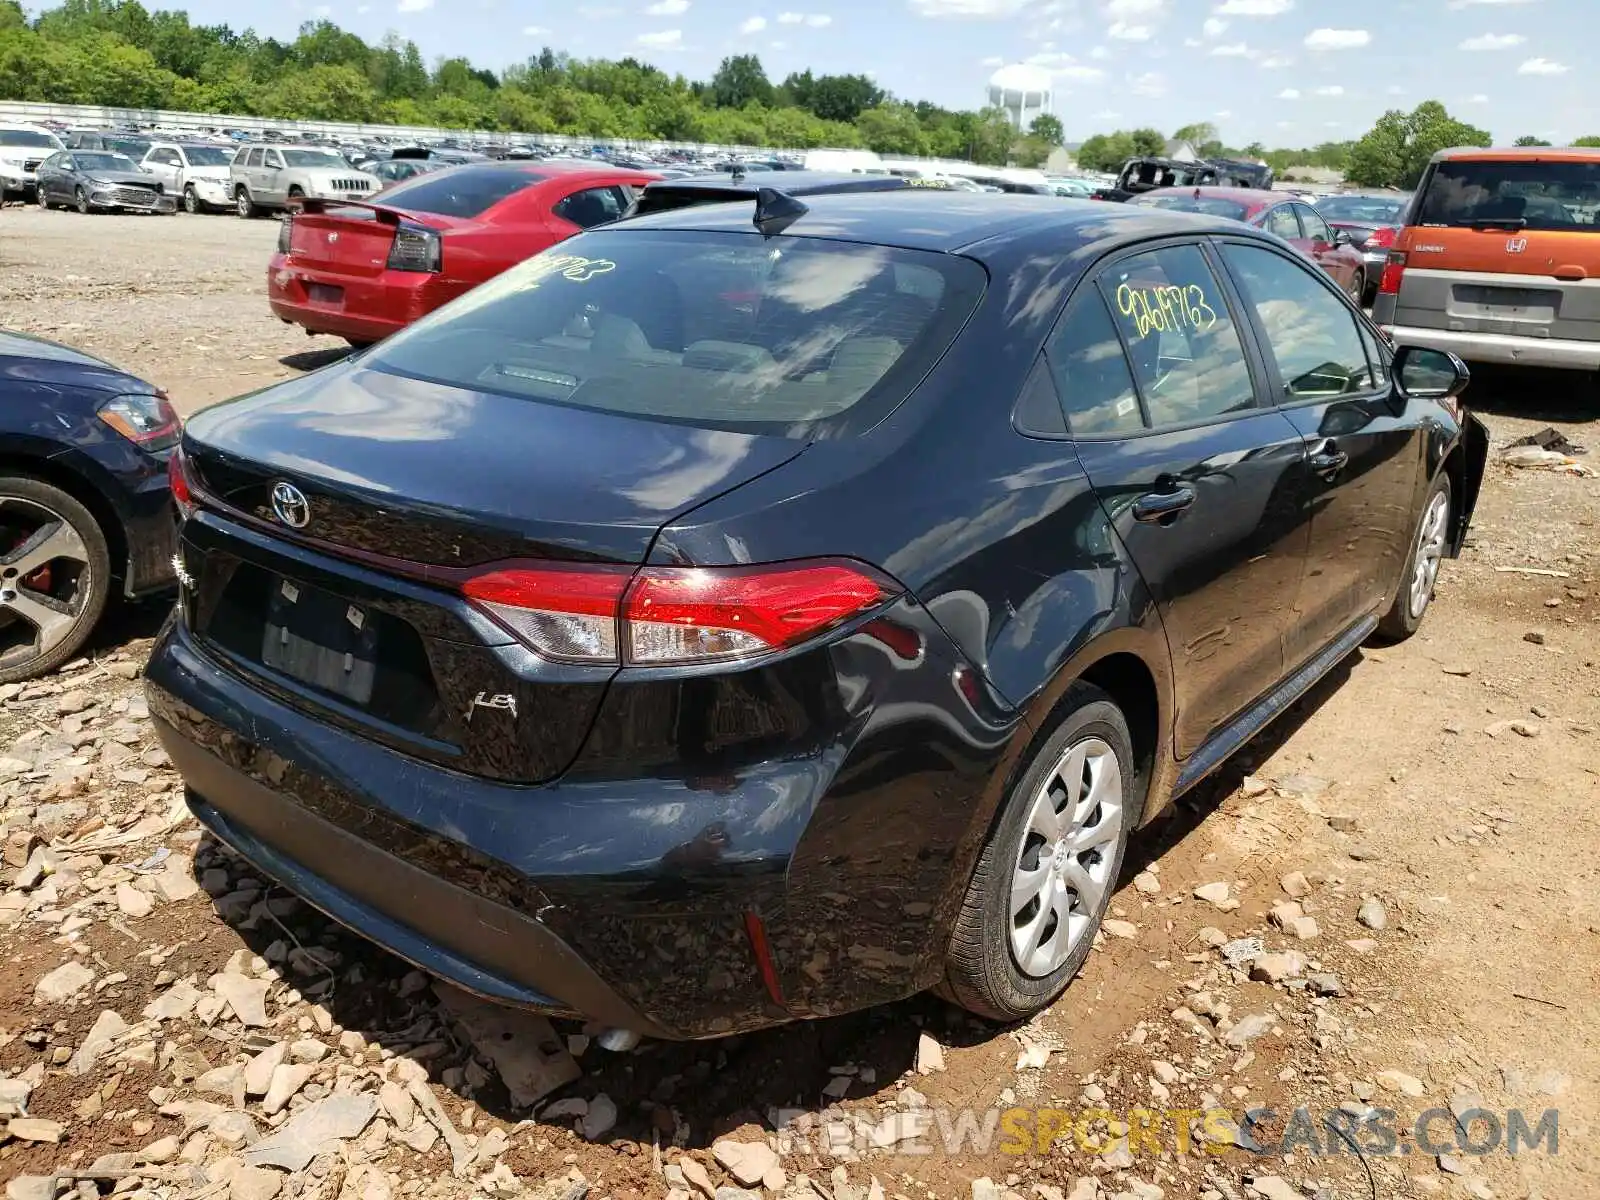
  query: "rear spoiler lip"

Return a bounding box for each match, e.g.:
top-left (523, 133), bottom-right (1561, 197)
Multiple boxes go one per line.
top-left (290, 197), bottom-right (444, 230)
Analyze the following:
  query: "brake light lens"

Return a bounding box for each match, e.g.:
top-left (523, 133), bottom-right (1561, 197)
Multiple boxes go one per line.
top-left (387, 224), bottom-right (441, 273)
top-left (1378, 250), bottom-right (1407, 296)
top-left (461, 559), bottom-right (895, 666)
top-left (168, 446), bottom-right (196, 519)
top-left (1366, 225), bottom-right (1398, 251)
top-left (99, 392), bottom-right (182, 451)
top-left (278, 213), bottom-right (292, 255)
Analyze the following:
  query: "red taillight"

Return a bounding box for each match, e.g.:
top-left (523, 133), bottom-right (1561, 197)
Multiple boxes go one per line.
top-left (460, 559), bottom-right (894, 666)
top-left (1378, 250), bottom-right (1407, 296)
top-left (168, 447), bottom-right (196, 519)
top-left (1366, 225), bottom-right (1398, 250)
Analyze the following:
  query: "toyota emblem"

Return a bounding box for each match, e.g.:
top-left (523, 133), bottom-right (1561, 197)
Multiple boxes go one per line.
top-left (270, 482), bottom-right (311, 529)
top-left (1506, 237), bottom-right (1528, 254)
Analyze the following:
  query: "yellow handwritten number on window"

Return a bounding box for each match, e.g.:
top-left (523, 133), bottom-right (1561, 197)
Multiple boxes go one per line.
top-left (1115, 284), bottom-right (1218, 340)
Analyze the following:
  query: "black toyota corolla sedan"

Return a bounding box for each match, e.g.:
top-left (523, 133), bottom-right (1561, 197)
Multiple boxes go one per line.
top-left (148, 191), bottom-right (1488, 1040)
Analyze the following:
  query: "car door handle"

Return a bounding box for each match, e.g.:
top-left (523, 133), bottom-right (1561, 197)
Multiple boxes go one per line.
top-left (1310, 447), bottom-right (1350, 478)
top-left (1132, 484), bottom-right (1197, 524)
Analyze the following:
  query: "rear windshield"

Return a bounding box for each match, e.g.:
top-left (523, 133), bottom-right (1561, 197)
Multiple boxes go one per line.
top-left (378, 165), bottom-right (544, 217)
top-left (1315, 194), bottom-right (1405, 223)
top-left (368, 229), bottom-right (986, 436)
top-left (1416, 159), bottom-right (1600, 230)
top-left (1131, 193), bottom-right (1250, 221)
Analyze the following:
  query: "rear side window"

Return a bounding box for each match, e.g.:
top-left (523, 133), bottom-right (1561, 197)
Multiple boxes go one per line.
top-left (1045, 295), bottom-right (1143, 436)
top-left (1099, 243), bottom-right (1256, 428)
top-left (1262, 205), bottom-right (1301, 240)
top-left (554, 185), bottom-right (632, 228)
top-left (380, 165), bottom-right (546, 218)
top-left (1417, 158), bottom-right (1600, 231)
top-left (368, 228), bottom-right (985, 436)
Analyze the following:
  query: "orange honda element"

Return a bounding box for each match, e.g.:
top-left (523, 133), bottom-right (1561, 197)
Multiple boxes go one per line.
top-left (1373, 146), bottom-right (1600, 370)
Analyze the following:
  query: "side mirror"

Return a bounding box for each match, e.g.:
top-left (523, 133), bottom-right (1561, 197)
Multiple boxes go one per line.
top-left (1394, 345), bottom-right (1470, 400)
top-left (1332, 228), bottom-right (1355, 246)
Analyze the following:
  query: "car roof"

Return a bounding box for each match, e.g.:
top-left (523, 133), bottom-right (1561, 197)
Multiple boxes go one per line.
top-left (1132, 186), bottom-right (1287, 215)
top-left (613, 189), bottom-right (1250, 256)
top-left (1431, 145), bottom-right (1600, 164)
top-left (641, 171), bottom-right (911, 197)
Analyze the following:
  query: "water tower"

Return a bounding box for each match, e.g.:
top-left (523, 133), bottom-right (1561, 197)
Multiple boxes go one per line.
top-left (986, 63), bottom-right (1053, 131)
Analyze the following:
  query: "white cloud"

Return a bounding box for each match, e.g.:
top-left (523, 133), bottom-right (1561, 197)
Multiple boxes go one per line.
top-left (312, 3), bottom-right (331, 15)
top-left (1258, 52), bottom-right (1292, 67)
top-left (1458, 32), bottom-right (1523, 50)
top-left (644, 0), bottom-right (688, 12)
top-left (1059, 64), bottom-right (1108, 80)
top-left (1449, 0), bottom-right (1535, 6)
top-left (1518, 57), bottom-right (1569, 75)
top-left (742, 15), bottom-right (768, 31)
top-left (769, 37), bottom-right (787, 46)
top-left (522, 23), bottom-right (550, 34)
top-left (1387, 84), bottom-right (1406, 94)
top-left (1313, 84), bottom-right (1344, 95)
top-left (1216, 0), bottom-right (1291, 12)
top-left (1202, 16), bottom-right (1227, 36)
top-left (1108, 21), bottom-right (1153, 39)
top-left (396, 0), bottom-right (431, 11)
top-left (908, 0), bottom-right (1029, 14)
top-left (805, 12), bottom-right (832, 24)
top-left (636, 27), bottom-right (682, 44)
top-left (777, 10), bottom-right (832, 22)
top-left (1304, 27), bottom-right (1369, 50)
top-left (1105, 0), bottom-right (1165, 15)
top-left (1277, 87), bottom-right (1300, 99)
top-left (1089, 43), bottom-right (1111, 58)
top-left (1210, 41), bottom-right (1251, 55)
top-left (1129, 70), bottom-right (1166, 96)
top-left (1215, 109), bottom-right (1231, 118)
top-left (1468, 92), bottom-right (1489, 102)
top-left (1092, 109), bottom-right (1121, 121)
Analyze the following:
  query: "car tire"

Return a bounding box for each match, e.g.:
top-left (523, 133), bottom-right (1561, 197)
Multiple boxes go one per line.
top-left (75, 187), bottom-right (90, 215)
top-left (36, 187), bottom-right (50, 211)
top-left (236, 187), bottom-right (256, 219)
top-left (1347, 269), bottom-right (1365, 307)
top-left (184, 185), bottom-right (201, 215)
top-left (941, 682), bottom-right (1135, 1023)
top-left (0, 476), bottom-right (112, 686)
top-left (1376, 472), bottom-right (1452, 643)
top-left (287, 186), bottom-right (304, 206)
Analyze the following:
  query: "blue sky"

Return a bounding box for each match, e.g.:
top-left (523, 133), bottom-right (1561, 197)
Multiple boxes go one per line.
top-left (140, 0), bottom-right (1588, 145)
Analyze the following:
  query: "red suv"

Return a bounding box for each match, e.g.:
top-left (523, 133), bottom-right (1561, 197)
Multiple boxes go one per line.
top-left (268, 160), bottom-right (660, 347)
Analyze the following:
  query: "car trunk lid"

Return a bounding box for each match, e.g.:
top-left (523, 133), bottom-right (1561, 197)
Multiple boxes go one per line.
top-left (286, 200), bottom-right (464, 278)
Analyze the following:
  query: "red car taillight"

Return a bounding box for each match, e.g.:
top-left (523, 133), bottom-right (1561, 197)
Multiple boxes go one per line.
top-left (387, 224), bottom-right (441, 273)
top-left (168, 447), bottom-right (196, 520)
top-left (1365, 225), bottom-right (1398, 251)
top-left (1378, 250), bottom-right (1407, 296)
top-left (461, 559), bottom-right (895, 666)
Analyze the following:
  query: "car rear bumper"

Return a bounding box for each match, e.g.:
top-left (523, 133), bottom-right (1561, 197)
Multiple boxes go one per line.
top-left (268, 259), bottom-right (458, 342)
top-left (1379, 323), bottom-right (1600, 371)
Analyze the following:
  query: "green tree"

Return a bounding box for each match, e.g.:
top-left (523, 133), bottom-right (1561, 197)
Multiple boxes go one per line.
top-left (1346, 101), bottom-right (1490, 189)
top-left (1172, 121), bottom-right (1217, 148)
top-left (855, 101), bottom-right (924, 155)
top-left (1514, 135), bottom-right (1552, 147)
top-left (0, 0), bottom-right (23, 28)
top-left (1129, 127), bottom-right (1167, 157)
top-left (1075, 131), bottom-right (1137, 173)
top-left (1028, 112), bottom-right (1064, 146)
top-left (709, 53), bottom-right (771, 109)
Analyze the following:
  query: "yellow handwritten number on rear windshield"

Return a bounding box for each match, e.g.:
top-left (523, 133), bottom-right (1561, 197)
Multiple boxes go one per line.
top-left (527, 254), bottom-right (617, 284)
top-left (1115, 283), bottom-right (1218, 339)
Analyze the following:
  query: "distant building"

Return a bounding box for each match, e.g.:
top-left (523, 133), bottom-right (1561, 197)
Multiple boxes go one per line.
top-left (986, 64), bottom-right (1054, 132)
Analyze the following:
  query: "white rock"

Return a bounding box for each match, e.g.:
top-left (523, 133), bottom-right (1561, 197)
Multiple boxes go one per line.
top-left (212, 974), bottom-right (271, 1027)
top-left (262, 1062), bottom-right (316, 1115)
top-left (229, 1165), bottom-right (283, 1200)
top-left (1377, 1070), bottom-right (1425, 1097)
top-left (712, 1138), bottom-right (781, 1186)
top-left (34, 960), bottom-right (94, 1005)
top-left (1194, 882), bottom-right (1238, 910)
top-left (70, 1009), bottom-right (130, 1075)
top-left (1223, 1014), bottom-right (1274, 1048)
top-left (1102, 919), bottom-right (1139, 940)
top-left (1247, 1179), bottom-right (1298, 1200)
top-left (1358, 898), bottom-right (1389, 930)
top-left (915, 1032), bottom-right (946, 1074)
top-left (115, 882), bottom-right (154, 918)
top-left (243, 1041), bottom-right (288, 1097)
top-left (580, 1092), bottom-right (618, 1141)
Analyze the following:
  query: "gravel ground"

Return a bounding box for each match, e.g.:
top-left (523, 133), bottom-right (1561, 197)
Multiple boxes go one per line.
top-left (1, 204), bottom-right (1597, 1200)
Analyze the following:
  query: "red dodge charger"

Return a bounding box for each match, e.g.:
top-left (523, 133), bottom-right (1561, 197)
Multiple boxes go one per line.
top-left (268, 160), bottom-right (661, 346)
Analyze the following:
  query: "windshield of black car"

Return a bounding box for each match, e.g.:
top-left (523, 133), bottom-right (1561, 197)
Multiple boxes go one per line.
top-left (280, 149), bottom-right (346, 168)
top-left (1315, 195), bottom-right (1404, 222)
top-left (367, 229), bottom-right (986, 436)
top-left (1131, 194), bottom-right (1250, 220)
top-left (77, 153), bottom-right (139, 173)
top-left (182, 146), bottom-right (233, 166)
top-left (1, 129), bottom-right (60, 149)
top-left (377, 165), bottom-right (546, 217)
top-left (1417, 159), bottom-right (1600, 230)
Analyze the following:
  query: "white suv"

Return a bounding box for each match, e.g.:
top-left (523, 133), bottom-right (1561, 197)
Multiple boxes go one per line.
top-left (142, 142), bottom-right (238, 213)
top-left (0, 124), bottom-right (65, 200)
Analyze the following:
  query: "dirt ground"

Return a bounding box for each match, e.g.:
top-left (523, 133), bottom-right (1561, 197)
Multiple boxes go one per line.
top-left (1, 206), bottom-right (1596, 1200)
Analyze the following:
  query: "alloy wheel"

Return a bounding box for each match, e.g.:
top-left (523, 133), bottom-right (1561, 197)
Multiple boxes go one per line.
top-left (0, 496), bottom-right (93, 676)
top-left (36, 187), bottom-right (48, 211)
top-left (75, 188), bottom-right (89, 214)
top-left (1008, 736), bottom-right (1123, 978)
top-left (1408, 488), bottom-right (1450, 619)
top-left (237, 190), bottom-right (252, 218)
top-left (185, 186), bottom-right (199, 214)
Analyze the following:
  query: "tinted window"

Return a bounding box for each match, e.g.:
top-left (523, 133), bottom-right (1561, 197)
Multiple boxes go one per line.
top-left (1316, 195), bottom-right (1405, 223)
top-left (0, 129), bottom-right (61, 149)
top-left (554, 185), bottom-right (632, 228)
top-left (265, 151), bottom-right (286, 169)
top-left (1262, 205), bottom-right (1301, 240)
top-left (1416, 158), bottom-right (1600, 231)
top-left (379, 165), bottom-right (545, 217)
top-left (280, 148), bottom-right (342, 167)
top-left (1100, 244), bottom-right (1256, 428)
top-left (1221, 243), bottom-right (1377, 399)
top-left (183, 145), bottom-right (233, 166)
top-left (1130, 193), bottom-right (1250, 221)
top-left (1297, 205), bottom-right (1333, 243)
top-left (368, 229), bottom-right (985, 437)
top-left (74, 153), bottom-right (138, 172)
top-left (1045, 294), bottom-right (1143, 436)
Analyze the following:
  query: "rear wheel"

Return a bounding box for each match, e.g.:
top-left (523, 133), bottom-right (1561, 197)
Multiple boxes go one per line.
top-left (184, 185), bottom-right (200, 214)
top-left (236, 187), bottom-right (256, 219)
top-left (36, 187), bottom-right (49, 211)
top-left (1377, 472), bottom-right (1451, 642)
top-left (0, 477), bottom-right (111, 685)
top-left (942, 683), bottom-right (1135, 1023)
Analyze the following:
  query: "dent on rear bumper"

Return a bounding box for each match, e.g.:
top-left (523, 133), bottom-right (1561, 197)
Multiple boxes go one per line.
top-left (147, 603), bottom-right (1020, 1037)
